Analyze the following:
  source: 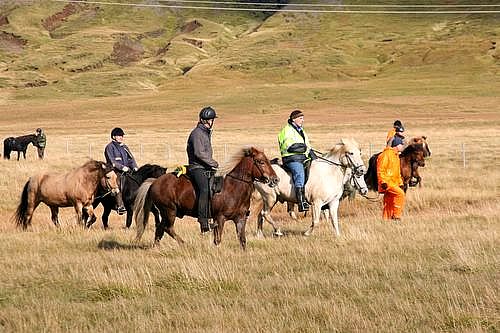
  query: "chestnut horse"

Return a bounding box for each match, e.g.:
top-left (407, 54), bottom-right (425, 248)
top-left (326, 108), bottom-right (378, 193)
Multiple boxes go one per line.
top-left (134, 147), bottom-right (279, 249)
top-left (14, 160), bottom-right (120, 229)
top-left (365, 142), bottom-right (427, 193)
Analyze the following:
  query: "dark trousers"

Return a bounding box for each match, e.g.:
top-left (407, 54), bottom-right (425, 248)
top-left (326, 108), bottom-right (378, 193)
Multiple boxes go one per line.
top-left (190, 168), bottom-right (211, 220)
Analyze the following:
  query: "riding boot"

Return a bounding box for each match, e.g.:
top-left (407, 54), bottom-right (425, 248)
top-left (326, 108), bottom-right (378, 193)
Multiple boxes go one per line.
top-left (296, 187), bottom-right (310, 212)
top-left (199, 218), bottom-right (210, 233)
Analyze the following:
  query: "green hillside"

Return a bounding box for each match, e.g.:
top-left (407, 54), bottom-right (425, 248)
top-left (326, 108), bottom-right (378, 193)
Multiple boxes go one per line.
top-left (0, 0), bottom-right (499, 100)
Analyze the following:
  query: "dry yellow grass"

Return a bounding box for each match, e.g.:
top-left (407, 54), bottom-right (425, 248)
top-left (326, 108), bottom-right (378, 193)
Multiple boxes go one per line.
top-left (0, 79), bottom-right (499, 332)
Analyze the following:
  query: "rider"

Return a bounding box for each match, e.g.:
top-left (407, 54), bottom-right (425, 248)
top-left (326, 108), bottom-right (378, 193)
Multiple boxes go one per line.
top-left (187, 106), bottom-right (219, 233)
top-left (35, 128), bottom-right (46, 159)
top-left (386, 120), bottom-right (405, 146)
top-left (104, 127), bottom-right (138, 214)
top-left (377, 134), bottom-right (405, 221)
top-left (278, 110), bottom-right (312, 212)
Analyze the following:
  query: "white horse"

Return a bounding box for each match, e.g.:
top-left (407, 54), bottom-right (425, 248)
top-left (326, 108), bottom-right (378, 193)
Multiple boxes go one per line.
top-left (254, 138), bottom-right (368, 237)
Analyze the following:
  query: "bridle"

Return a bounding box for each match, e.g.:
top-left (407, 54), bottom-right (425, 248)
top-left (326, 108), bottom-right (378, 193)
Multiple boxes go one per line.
top-left (94, 171), bottom-right (118, 200)
top-left (311, 148), bottom-right (367, 194)
top-left (226, 156), bottom-right (270, 185)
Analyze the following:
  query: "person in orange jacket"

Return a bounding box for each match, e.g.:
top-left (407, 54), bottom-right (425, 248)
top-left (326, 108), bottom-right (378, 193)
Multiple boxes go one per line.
top-left (377, 135), bottom-right (405, 221)
top-left (386, 120), bottom-right (405, 145)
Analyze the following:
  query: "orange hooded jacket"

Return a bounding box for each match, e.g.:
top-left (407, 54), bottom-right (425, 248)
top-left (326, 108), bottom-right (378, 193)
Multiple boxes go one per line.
top-left (377, 147), bottom-right (403, 192)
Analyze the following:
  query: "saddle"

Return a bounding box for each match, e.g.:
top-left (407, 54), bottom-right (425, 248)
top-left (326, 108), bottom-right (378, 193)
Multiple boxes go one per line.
top-left (174, 165), bottom-right (223, 196)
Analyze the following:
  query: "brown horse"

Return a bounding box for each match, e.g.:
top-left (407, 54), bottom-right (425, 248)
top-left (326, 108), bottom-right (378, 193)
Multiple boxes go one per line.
top-left (134, 147), bottom-right (279, 249)
top-left (407, 136), bottom-right (431, 187)
top-left (365, 143), bottom-right (427, 193)
top-left (14, 160), bottom-right (120, 229)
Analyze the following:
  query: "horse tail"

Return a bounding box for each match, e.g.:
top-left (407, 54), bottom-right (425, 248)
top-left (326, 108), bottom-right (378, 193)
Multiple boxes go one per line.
top-left (365, 153), bottom-right (379, 191)
top-left (14, 180), bottom-right (30, 229)
top-left (134, 178), bottom-right (155, 241)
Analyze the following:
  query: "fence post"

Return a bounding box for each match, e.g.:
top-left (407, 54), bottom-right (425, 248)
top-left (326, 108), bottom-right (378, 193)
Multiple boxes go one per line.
top-left (462, 143), bottom-right (466, 168)
top-left (369, 142), bottom-right (373, 157)
top-left (66, 140), bottom-right (69, 154)
top-left (166, 144), bottom-right (170, 164)
top-left (89, 143), bottom-right (92, 159)
top-left (224, 144), bottom-right (228, 162)
top-left (139, 143), bottom-right (143, 160)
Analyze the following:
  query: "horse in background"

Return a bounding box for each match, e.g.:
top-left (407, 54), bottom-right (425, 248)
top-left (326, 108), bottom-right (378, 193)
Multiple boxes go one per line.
top-left (3, 134), bottom-right (39, 160)
top-left (134, 147), bottom-right (279, 250)
top-left (14, 160), bottom-right (120, 229)
top-left (407, 136), bottom-right (431, 187)
top-left (254, 138), bottom-right (368, 238)
top-left (365, 142), bottom-right (427, 193)
top-left (86, 163), bottom-right (167, 229)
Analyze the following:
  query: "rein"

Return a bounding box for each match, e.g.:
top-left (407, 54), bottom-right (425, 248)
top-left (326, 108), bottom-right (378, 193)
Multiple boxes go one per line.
top-left (226, 157), bottom-right (267, 185)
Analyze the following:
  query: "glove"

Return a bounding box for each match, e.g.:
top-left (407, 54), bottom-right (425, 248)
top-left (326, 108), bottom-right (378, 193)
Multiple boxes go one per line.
top-left (381, 183), bottom-right (388, 190)
top-left (133, 167), bottom-right (138, 172)
top-left (309, 149), bottom-right (318, 160)
top-left (122, 166), bottom-right (130, 172)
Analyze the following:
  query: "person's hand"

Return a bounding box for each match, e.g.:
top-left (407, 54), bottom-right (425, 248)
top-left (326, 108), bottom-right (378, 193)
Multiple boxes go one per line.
top-left (381, 183), bottom-right (388, 190)
top-left (133, 167), bottom-right (138, 172)
top-left (122, 166), bottom-right (130, 172)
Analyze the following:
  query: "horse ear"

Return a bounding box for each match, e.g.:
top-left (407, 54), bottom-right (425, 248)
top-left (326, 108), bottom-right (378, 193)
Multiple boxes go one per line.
top-left (243, 147), bottom-right (252, 157)
top-left (422, 136), bottom-right (427, 140)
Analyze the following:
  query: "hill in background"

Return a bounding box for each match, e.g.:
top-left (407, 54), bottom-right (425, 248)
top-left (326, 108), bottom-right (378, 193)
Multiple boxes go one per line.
top-left (0, 0), bottom-right (499, 101)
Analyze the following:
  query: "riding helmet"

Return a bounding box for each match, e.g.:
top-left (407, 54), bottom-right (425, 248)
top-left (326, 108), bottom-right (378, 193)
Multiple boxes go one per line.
top-left (36, 128), bottom-right (42, 133)
top-left (111, 127), bottom-right (125, 138)
top-left (199, 106), bottom-right (217, 120)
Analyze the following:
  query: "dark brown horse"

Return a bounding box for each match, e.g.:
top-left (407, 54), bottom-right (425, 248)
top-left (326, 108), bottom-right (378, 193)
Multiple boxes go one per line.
top-left (3, 134), bottom-right (39, 160)
top-left (86, 163), bottom-right (167, 229)
top-left (365, 143), bottom-right (427, 193)
top-left (134, 147), bottom-right (279, 249)
top-left (407, 136), bottom-right (431, 187)
top-left (14, 160), bottom-right (120, 229)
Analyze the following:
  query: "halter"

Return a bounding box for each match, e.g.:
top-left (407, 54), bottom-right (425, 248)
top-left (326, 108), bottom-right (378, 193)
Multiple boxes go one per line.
top-left (94, 171), bottom-right (118, 200)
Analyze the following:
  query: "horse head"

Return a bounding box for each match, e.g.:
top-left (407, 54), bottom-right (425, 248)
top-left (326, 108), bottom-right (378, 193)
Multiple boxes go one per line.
top-left (403, 144), bottom-right (426, 167)
top-left (243, 147), bottom-right (279, 187)
top-left (409, 136), bottom-right (431, 157)
top-left (339, 138), bottom-right (368, 196)
top-left (100, 163), bottom-right (121, 196)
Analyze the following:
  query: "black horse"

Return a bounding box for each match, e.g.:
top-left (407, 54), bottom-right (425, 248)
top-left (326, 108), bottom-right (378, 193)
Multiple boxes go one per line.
top-left (3, 134), bottom-right (39, 160)
top-left (86, 163), bottom-right (167, 229)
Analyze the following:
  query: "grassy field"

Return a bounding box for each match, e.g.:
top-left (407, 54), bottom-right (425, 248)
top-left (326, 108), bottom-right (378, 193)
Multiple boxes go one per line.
top-left (0, 2), bottom-right (499, 332)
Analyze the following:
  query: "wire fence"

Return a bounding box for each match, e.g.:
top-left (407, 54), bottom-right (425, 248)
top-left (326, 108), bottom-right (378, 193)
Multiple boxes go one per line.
top-left (15, 139), bottom-right (498, 170)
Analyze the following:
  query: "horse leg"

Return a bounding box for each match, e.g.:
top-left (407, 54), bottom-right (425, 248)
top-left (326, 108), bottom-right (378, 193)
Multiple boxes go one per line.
top-left (257, 200), bottom-right (281, 238)
top-left (287, 202), bottom-right (298, 221)
top-left (74, 202), bottom-right (84, 225)
top-left (101, 205), bottom-right (112, 229)
top-left (49, 206), bottom-right (60, 227)
top-left (125, 206), bottom-right (133, 228)
top-left (328, 199), bottom-right (341, 236)
top-left (304, 202), bottom-right (321, 236)
top-left (213, 216), bottom-right (226, 246)
top-left (235, 216), bottom-right (248, 250)
top-left (151, 205), bottom-right (161, 228)
top-left (84, 205), bottom-right (96, 227)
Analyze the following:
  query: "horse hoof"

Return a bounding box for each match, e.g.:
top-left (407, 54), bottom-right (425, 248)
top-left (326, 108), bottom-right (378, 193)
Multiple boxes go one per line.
top-left (304, 230), bottom-right (312, 236)
top-left (273, 230), bottom-right (284, 237)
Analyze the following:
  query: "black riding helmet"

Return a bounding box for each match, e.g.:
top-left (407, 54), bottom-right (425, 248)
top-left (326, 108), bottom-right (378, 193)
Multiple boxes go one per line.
top-left (199, 106), bottom-right (217, 120)
top-left (111, 127), bottom-right (125, 138)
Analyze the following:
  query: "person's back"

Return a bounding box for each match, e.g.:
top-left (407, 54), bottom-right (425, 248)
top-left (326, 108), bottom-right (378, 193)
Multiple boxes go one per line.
top-left (187, 106), bottom-right (219, 233)
top-left (36, 128), bottom-right (46, 159)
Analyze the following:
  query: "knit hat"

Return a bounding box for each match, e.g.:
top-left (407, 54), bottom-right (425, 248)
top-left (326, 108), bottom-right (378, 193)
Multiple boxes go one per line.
top-left (289, 110), bottom-right (304, 120)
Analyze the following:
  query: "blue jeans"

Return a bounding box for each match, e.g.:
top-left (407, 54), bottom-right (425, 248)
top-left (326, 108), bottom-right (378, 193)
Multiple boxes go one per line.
top-left (286, 161), bottom-right (305, 188)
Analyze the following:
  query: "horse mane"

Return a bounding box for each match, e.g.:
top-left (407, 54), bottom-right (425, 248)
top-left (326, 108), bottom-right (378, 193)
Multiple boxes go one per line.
top-left (401, 143), bottom-right (424, 157)
top-left (325, 138), bottom-right (359, 159)
top-left (219, 146), bottom-right (260, 175)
